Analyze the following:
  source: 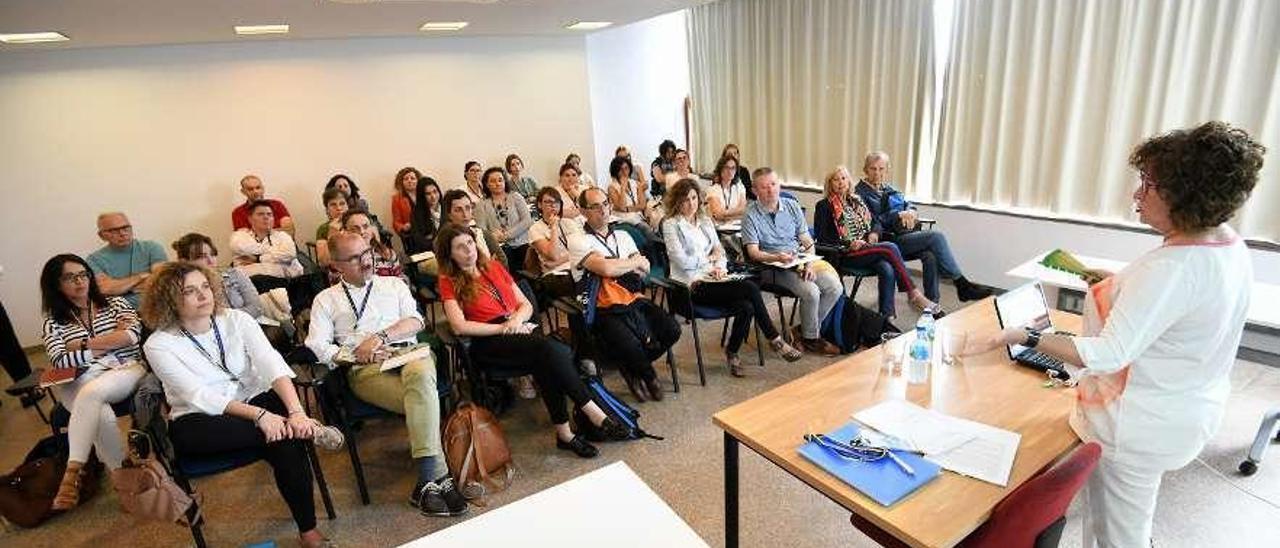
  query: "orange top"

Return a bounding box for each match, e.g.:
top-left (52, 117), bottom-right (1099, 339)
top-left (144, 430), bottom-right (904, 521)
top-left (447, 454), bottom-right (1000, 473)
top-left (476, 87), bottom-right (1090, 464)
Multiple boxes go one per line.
top-left (391, 194), bottom-right (414, 234)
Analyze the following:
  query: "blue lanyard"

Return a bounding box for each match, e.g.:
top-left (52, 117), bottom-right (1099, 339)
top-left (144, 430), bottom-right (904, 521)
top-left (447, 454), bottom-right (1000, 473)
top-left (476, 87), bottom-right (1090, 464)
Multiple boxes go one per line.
top-left (180, 319), bottom-right (235, 381)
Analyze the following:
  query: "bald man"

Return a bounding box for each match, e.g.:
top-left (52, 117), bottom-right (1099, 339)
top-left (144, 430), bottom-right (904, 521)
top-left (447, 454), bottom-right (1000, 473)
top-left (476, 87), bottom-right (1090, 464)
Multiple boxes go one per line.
top-left (232, 175), bottom-right (295, 236)
top-left (86, 212), bottom-right (168, 308)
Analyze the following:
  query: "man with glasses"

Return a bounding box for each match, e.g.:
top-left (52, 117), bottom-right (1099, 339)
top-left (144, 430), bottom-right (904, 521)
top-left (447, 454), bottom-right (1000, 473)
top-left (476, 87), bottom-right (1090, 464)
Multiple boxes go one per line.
top-left (232, 174), bottom-right (295, 236)
top-left (86, 211), bottom-right (168, 308)
top-left (568, 188), bottom-right (681, 402)
top-left (305, 231), bottom-right (466, 517)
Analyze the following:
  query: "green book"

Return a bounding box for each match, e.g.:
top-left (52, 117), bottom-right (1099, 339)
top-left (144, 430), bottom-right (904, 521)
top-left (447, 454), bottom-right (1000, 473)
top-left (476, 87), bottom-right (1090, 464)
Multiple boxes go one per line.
top-left (1039, 249), bottom-right (1089, 277)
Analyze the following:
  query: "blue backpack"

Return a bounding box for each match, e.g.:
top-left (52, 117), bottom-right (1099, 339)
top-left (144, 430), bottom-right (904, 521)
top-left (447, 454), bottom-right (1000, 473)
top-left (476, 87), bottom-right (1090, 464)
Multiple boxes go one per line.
top-left (573, 376), bottom-right (663, 441)
top-left (820, 295), bottom-right (900, 354)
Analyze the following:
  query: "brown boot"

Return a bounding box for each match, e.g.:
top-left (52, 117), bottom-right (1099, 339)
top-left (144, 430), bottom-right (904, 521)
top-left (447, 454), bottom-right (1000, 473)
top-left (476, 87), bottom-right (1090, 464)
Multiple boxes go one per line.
top-left (51, 461), bottom-right (85, 511)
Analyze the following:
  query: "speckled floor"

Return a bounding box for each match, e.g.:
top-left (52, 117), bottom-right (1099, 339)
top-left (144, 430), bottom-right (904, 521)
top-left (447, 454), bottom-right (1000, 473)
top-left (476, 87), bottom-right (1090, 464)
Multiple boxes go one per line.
top-left (2, 285), bottom-right (1279, 548)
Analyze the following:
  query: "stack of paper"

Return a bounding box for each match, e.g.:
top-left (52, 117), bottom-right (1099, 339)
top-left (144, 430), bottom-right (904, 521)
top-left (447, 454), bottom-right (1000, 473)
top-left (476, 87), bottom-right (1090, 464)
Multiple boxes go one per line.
top-left (853, 400), bottom-right (1021, 486)
top-left (763, 253), bottom-right (821, 270)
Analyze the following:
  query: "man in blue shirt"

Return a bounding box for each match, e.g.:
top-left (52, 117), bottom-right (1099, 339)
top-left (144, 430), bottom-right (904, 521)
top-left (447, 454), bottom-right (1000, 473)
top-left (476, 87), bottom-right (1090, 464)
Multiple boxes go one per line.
top-left (87, 212), bottom-right (168, 308)
top-left (854, 152), bottom-right (991, 302)
top-left (742, 168), bottom-right (842, 356)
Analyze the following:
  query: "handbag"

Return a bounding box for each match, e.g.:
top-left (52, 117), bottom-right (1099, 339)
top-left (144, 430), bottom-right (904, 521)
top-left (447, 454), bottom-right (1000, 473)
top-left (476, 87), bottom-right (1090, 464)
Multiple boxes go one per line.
top-left (0, 434), bottom-right (102, 528)
top-left (112, 430), bottom-right (201, 527)
top-left (443, 402), bottom-right (514, 505)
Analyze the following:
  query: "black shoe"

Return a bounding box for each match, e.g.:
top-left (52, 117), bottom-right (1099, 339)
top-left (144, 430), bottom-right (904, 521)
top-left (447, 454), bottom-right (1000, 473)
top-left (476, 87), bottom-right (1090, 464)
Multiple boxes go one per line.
top-left (955, 278), bottom-right (993, 302)
top-left (598, 416), bottom-right (634, 442)
top-left (411, 478), bottom-right (469, 517)
top-left (643, 378), bottom-right (664, 401)
top-left (622, 373), bottom-right (648, 403)
top-left (556, 435), bottom-right (599, 458)
top-left (435, 475), bottom-right (468, 516)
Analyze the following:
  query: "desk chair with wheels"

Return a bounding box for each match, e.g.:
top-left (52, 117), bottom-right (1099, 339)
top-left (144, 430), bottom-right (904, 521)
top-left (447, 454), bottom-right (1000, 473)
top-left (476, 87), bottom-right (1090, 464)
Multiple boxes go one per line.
top-left (1239, 406), bottom-right (1280, 476)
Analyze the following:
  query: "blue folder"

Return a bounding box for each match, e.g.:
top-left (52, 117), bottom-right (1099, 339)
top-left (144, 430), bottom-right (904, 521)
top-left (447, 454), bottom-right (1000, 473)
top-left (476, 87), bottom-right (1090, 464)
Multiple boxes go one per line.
top-left (797, 422), bottom-right (942, 507)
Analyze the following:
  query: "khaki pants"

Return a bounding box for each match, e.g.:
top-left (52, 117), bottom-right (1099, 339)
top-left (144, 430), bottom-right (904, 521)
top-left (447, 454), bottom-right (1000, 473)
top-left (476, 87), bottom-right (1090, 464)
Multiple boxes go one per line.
top-left (346, 357), bottom-right (441, 459)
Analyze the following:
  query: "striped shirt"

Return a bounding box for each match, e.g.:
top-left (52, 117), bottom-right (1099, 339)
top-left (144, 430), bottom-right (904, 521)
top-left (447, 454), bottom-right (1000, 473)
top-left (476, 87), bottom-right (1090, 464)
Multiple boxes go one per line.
top-left (42, 296), bottom-right (142, 369)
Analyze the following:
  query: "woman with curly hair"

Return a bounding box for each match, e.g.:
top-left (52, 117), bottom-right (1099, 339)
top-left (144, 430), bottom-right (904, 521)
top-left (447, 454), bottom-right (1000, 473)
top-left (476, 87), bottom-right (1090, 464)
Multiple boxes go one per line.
top-left (966, 121), bottom-right (1265, 548)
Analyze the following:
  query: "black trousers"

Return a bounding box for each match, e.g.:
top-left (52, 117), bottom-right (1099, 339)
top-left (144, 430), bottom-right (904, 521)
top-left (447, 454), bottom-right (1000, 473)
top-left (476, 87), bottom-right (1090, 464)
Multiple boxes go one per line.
top-left (169, 391), bottom-right (316, 532)
top-left (249, 274), bottom-right (323, 315)
top-left (0, 298), bottom-right (32, 383)
top-left (691, 279), bottom-right (779, 353)
top-left (592, 300), bottom-right (681, 382)
top-left (502, 244), bottom-right (530, 272)
top-left (470, 334), bottom-right (590, 424)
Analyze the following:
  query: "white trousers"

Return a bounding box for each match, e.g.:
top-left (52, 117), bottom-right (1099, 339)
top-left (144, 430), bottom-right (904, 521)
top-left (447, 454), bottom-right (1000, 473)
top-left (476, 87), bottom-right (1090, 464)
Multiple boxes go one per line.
top-left (1082, 453), bottom-right (1165, 548)
top-left (55, 362), bottom-right (145, 469)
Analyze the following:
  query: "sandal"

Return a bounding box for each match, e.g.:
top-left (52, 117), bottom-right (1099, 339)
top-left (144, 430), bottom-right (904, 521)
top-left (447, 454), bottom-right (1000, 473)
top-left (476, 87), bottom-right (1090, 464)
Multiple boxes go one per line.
top-left (51, 462), bottom-right (85, 511)
top-left (728, 353), bottom-right (745, 377)
top-left (770, 338), bottom-right (803, 363)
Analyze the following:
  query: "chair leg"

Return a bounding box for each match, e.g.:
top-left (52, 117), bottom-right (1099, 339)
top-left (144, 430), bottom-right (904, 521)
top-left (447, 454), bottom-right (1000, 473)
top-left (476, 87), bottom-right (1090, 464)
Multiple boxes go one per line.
top-left (849, 276), bottom-right (865, 301)
top-left (667, 348), bottom-right (680, 393)
top-left (306, 443), bottom-right (337, 519)
top-left (754, 323), bottom-right (765, 367)
top-left (691, 317), bottom-right (706, 386)
top-left (774, 295), bottom-right (789, 342)
top-left (720, 321), bottom-right (729, 348)
top-left (317, 382), bottom-right (371, 505)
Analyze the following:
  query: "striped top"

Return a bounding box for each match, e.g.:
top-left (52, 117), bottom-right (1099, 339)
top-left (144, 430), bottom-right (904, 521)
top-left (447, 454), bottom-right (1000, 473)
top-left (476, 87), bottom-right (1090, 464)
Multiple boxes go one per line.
top-left (42, 296), bottom-right (142, 369)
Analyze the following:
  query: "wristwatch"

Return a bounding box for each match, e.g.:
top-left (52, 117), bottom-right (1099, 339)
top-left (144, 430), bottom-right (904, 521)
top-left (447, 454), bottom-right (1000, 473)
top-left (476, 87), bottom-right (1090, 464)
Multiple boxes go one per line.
top-left (1023, 327), bottom-right (1042, 349)
top-left (375, 330), bottom-right (390, 345)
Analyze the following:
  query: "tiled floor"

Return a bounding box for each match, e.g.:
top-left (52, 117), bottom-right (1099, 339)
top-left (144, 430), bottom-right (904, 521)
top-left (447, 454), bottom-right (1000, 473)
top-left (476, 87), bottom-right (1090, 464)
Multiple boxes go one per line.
top-left (2, 287), bottom-right (1278, 547)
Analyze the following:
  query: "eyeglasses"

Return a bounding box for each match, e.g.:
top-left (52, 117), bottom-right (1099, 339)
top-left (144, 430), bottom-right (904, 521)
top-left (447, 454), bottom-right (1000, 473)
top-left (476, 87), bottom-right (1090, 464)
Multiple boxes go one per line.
top-left (539, 199), bottom-right (561, 206)
top-left (1138, 173), bottom-right (1160, 193)
top-left (336, 248), bottom-right (374, 265)
top-left (802, 432), bottom-right (889, 462)
top-left (59, 271), bottom-right (91, 283)
top-left (100, 225), bottom-right (132, 235)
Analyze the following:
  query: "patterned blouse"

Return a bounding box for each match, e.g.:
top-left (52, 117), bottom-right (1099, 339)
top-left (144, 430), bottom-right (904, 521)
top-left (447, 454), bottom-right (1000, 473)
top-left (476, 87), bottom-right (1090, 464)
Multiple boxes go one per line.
top-left (829, 193), bottom-right (874, 245)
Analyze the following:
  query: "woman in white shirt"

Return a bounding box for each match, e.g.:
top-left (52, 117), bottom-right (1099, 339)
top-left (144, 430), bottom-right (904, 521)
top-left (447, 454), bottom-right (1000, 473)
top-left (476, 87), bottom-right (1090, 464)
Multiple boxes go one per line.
top-left (40, 254), bottom-right (146, 510)
top-left (661, 179), bottom-right (802, 376)
top-left (528, 187), bottom-right (580, 297)
top-left (967, 122), bottom-right (1265, 548)
top-left (142, 262), bottom-right (343, 548)
top-left (606, 155), bottom-right (659, 247)
top-left (707, 154), bottom-right (748, 223)
top-left (555, 163), bottom-right (585, 220)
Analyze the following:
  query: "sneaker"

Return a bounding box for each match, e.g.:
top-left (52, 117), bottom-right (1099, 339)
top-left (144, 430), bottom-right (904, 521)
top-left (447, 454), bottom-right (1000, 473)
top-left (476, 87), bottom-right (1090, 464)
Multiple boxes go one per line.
top-left (435, 476), bottom-right (468, 515)
top-left (411, 478), bottom-right (469, 517)
top-left (312, 425), bottom-right (345, 451)
top-left (556, 435), bottom-right (599, 458)
top-left (955, 279), bottom-right (993, 302)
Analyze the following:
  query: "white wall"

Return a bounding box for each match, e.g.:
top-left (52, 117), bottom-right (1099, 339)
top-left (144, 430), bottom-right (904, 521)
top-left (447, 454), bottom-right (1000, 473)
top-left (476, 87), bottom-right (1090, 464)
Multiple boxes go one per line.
top-left (585, 10), bottom-right (690, 185)
top-left (0, 35), bottom-right (597, 346)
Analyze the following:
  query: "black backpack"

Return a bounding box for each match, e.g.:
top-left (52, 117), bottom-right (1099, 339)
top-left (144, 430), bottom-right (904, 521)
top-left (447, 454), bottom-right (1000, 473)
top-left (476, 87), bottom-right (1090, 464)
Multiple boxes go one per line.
top-left (572, 376), bottom-right (662, 441)
top-left (820, 295), bottom-right (901, 354)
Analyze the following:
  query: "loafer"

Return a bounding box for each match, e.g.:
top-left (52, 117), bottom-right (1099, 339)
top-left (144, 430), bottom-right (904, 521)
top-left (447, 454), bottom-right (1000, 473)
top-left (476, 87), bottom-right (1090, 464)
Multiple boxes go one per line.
top-left (556, 435), bottom-right (599, 458)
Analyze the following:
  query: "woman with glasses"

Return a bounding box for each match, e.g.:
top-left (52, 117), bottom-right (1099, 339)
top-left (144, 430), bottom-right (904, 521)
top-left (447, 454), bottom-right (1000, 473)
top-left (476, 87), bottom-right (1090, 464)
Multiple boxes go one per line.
top-left (661, 179), bottom-right (802, 377)
top-left (476, 167), bottom-right (534, 268)
top-left (342, 209), bottom-right (408, 286)
top-left (435, 224), bottom-right (631, 458)
top-left (966, 122), bottom-right (1265, 548)
top-left (462, 161), bottom-right (484, 202)
top-left (707, 154), bottom-right (748, 223)
top-left (528, 186), bottom-right (580, 298)
top-left (142, 262), bottom-right (343, 548)
top-left (39, 254), bottom-right (146, 510)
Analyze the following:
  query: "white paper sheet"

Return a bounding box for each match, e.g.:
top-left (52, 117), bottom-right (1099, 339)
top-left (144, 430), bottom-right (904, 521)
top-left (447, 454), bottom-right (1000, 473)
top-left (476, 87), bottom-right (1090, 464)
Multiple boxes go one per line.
top-left (763, 252), bottom-right (822, 270)
top-left (853, 400), bottom-right (1021, 486)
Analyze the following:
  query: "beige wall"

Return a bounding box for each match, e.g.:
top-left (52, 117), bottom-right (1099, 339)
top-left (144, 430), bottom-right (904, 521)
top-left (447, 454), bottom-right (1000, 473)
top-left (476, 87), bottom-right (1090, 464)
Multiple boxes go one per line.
top-left (0, 35), bottom-right (597, 346)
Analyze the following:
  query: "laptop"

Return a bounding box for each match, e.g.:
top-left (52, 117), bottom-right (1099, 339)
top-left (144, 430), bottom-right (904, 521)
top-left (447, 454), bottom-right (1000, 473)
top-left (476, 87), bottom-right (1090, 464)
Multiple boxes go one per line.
top-left (993, 281), bottom-right (1067, 374)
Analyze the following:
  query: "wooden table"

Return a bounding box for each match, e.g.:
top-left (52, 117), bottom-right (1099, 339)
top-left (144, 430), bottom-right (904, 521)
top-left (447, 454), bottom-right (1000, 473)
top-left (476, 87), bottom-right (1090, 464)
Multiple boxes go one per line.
top-left (713, 297), bottom-right (1082, 548)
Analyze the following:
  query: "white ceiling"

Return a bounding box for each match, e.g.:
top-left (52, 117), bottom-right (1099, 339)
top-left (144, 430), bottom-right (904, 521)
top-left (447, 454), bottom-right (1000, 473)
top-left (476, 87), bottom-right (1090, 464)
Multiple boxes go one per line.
top-left (0, 0), bottom-right (706, 51)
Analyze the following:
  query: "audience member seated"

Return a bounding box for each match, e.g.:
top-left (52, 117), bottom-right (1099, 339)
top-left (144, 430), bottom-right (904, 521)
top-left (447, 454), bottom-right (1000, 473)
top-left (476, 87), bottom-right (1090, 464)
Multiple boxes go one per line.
top-left (742, 168), bottom-right (842, 356)
top-left (570, 188), bottom-right (681, 402)
top-left (87, 211), bottom-right (168, 308)
top-left (660, 179), bottom-right (802, 376)
top-left (607, 156), bottom-right (659, 246)
top-left (650, 139), bottom-right (677, 197)
top-left (461, 161), bottom-right (484, 202)
top-left (305, 231), bottom-right (466, 517)
top-left (707, 154), bottom-right (749, 223)
top-left (230, 200), bottom-right (305, 283)
top-left (565, 152), bottom-right (596, 190)
top-left (662, 149), bottom-right (695, 191)
top-left (391, 167), bottom-right (422, 242)
top-left (555, 163), bottom-right (586, 220)
top-left (39, 254), bottom-right (146, 510)
top-left (476, 167), bottom-right (534, 268)
top-left (342, 209), bottom-right (408, 286)
top-left (326, 173), bottom-right (371, 212)
top-left (814, 166), bottom-right (941, 319)
top-left (527, 187), bottom-right (580, 297)
top-left (505, 154), bottom-right (539, 199)
top-left (141, 262), bottom-right (344, 547)
top-left (172, 232), bottom-right (295, 345)
top-left (440, 190), bottom-right (507, 270)
top-left (435, 224), bottom-right (631, 458)
top-left (615, 145), bottom-right (646, 186)
top-left (315, 188), bottom-right (350, 267)
top-left (720, 143), bottom-right (756, 200)
top-left (406, 176), bottom-right (444, 258)
top-left (232, 175), bottom-right (295, 236)
top-left (854, 151), bottom-right (992, 302)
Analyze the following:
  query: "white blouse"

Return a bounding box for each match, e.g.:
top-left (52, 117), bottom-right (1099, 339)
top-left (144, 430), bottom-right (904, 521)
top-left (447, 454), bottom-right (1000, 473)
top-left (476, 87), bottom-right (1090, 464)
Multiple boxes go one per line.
top-left (1068, 237), bottom-right (1252, 469)
top-left (145, 309), bottom-right (294, 419)
top-left (708, 182), bottom-right (747, 216)
top-left (661, 215), bottom-right (727, 285)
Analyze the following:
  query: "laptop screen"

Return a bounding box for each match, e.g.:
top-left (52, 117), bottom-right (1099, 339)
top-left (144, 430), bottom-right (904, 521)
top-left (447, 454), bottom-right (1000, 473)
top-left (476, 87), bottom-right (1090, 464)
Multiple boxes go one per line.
top-left (993, 281), bottom-right (1054, 359)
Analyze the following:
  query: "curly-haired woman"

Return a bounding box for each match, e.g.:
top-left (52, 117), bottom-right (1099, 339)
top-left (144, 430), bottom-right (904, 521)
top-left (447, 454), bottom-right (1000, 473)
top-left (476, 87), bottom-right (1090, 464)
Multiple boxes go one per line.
top-left (965, 121), bottom-right (1266, 548)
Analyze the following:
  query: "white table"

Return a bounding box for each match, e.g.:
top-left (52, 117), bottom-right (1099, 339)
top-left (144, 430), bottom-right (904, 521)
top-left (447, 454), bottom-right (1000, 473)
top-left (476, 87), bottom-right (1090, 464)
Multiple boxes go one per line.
top-left (1008, 250), bottom-right (1280, 330)
top-left (402, 461), bottom-right (709, 548)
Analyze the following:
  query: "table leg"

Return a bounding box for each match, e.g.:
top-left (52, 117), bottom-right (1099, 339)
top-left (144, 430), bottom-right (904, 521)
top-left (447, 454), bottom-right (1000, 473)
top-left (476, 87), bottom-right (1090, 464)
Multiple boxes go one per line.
top-left (725, 431), bottom-right (739, 548)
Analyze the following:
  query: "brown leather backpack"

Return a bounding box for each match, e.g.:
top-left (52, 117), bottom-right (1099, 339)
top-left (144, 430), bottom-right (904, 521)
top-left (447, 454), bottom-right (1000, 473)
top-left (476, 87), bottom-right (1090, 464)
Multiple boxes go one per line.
top-left (0, 435), bottom-right (102, 528)
top-left (443, 402), bottom-right (514, 504)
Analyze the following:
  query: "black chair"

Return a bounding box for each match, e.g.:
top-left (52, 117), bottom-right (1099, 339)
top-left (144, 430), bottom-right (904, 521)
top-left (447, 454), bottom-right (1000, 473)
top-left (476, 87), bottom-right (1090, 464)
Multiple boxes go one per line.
top-left (440, 279), bottom-right (553, 411)
top-left (549, 293), bottom-right (681, 395)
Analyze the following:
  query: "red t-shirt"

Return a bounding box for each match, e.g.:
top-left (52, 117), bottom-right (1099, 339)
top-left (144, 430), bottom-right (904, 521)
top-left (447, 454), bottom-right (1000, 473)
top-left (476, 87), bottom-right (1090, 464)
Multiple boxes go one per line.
top-left (438, 261), bottom-right (518, 323)
top-left (231, 199), bottom-right (292, 230)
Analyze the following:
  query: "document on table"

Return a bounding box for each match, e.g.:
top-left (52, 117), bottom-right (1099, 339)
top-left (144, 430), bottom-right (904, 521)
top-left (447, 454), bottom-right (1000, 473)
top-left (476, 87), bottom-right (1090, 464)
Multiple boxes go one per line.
top-left (853, 400), bottom-right (1020, 487)
top-left (763, 253), bottom-right (821, 270)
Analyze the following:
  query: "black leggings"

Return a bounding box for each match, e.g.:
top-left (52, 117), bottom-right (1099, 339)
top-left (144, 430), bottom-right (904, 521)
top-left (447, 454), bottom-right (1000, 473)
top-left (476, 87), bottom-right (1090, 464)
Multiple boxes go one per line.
top-left (691, 279), bottom-right (779, 353)
top-left (469, 334), bottom-right (590, 424)
top-left (169, 391), bottom-right (316, 533)
top-left (592, 300), bottom-right (681, 382)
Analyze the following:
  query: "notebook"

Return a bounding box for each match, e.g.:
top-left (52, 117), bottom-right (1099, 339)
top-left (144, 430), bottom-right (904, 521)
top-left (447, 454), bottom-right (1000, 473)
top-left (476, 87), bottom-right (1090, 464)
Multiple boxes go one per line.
top-left (797, 422), bottom-right (942, 507)
top-left (39, 366), bottom-right (87, 388)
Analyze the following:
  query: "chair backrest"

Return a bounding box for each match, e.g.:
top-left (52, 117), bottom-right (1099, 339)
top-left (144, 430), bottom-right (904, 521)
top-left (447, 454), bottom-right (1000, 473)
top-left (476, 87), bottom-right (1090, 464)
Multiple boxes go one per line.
top-left (959, 442), bottom-right (1102, 548)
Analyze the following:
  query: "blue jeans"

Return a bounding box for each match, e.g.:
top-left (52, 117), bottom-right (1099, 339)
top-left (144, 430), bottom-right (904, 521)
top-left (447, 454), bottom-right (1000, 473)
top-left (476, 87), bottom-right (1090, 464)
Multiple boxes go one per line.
top-left (892, 230), bottom-right (961, 300)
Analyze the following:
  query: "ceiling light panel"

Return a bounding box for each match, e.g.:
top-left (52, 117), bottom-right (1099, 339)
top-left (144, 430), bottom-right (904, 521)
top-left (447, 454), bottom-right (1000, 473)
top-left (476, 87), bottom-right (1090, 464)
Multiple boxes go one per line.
top-left (565, 22), bottom-right (612, 30)
top-left (420, 22), bottom-right (470, 31)
top-left (0, 32), bottom-right (70, 44)
top-left (235, 25), bottom-right (290, 35)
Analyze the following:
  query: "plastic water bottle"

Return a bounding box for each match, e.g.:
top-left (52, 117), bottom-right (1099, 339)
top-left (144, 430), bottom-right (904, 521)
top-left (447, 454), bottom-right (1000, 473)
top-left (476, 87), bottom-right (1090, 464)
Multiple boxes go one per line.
top-left (908, 325), bottom-right (931, 379)
top-left (916, 310), bottom-right (936, 342)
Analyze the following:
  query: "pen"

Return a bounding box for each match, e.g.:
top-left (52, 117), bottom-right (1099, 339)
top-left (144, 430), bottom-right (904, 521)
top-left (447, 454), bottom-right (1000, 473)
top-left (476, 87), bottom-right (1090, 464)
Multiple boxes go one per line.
top-left (886, 450), bottom-right (916, 476)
